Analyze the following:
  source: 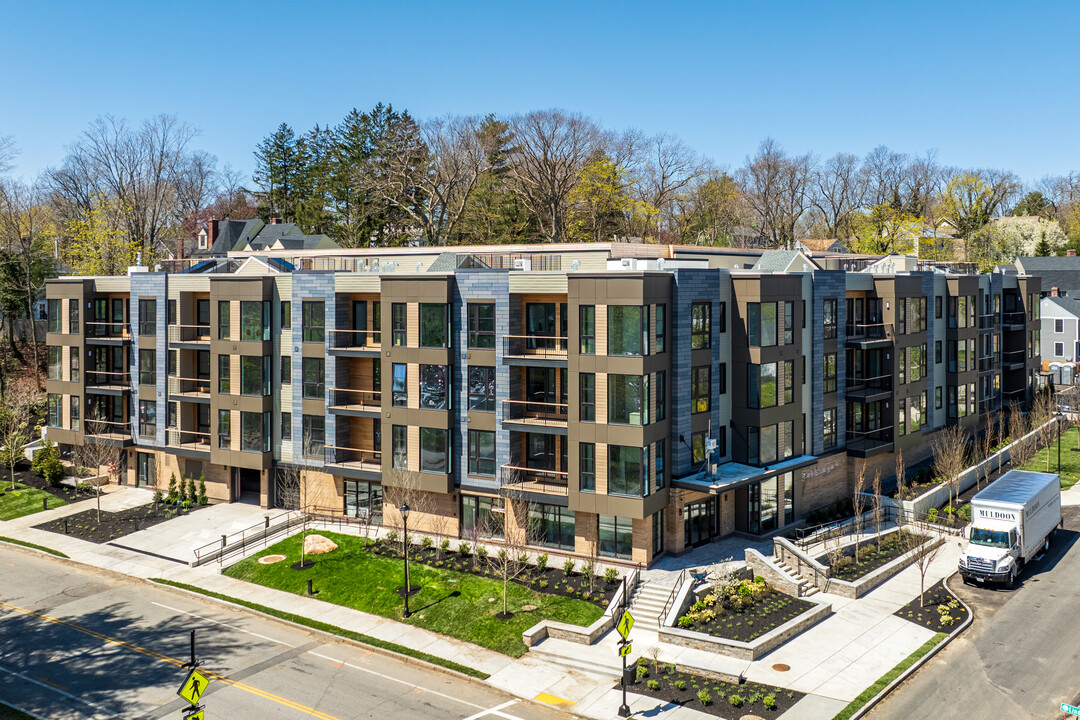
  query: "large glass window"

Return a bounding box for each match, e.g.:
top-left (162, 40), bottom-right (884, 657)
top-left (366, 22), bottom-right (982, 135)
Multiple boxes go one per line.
top-left (302, 301), bottom-right (325, 343)
top-left (68, 298), bottom-right (79, 334)
top-left (748, 302), bottom-right (778, 347)
top-left (419, 303), bottom-right (448, 347)
top-left (47, 299), bottom-right (61, 334)
top-left (281, 412), bottom-right (291, 442)
top-left (218, 409), bottom-right (230, 449)
top-left (608, 445), bottom-right (645, 497)
top-left (302, 415), bottom-right (324, 456)
top-left (579, 373), bottom-right (595, 421)
top-left (280, 355), bottom-right (291, 385)
top-left (240, 301), bottom-right (270, 341)
top-left (599, 515), bottom-right (633, 559)
top-left (345, 480), bottom-right (384, 523)
top-left (280, 301), bottom-right (291, 329)
top-left (462, 495), bottom-right (503, 539)
top-left (608, 374), bottom-right (648, 425)
top-left (241, 356), bottom-right (265, 396)
top-left (302, 357), bottom-right (325, 399)
top-left (824, 408), bottom-right (837, 449)
top-left (392, 425), bottom-right (407, 469)
top-left (608, 305), bottom-right (647, 356)
top-left (467, 303), bottom-right (495, 349)
top-left (218, 300), bottom-right (230, 340)
top-left (47, 394), bottom-right (61, 427)
top-left (420, 364), bottom-right (449, 409)
top-left (420, 427), bottom-right (449, 473)
top-left (748, 362), bottom-right (778, 409)
top-left (139, 400), bottom-right (156, 437)
top-left (391, 303), bottom-right (407, 346)
top-left (139, 349), bottom-right (156, 385)
top-left (655, 439), bottom-right (666, 489)
top-left (136, 452), bottom-right (155, 487)
top-left (579, 443), bottom-right (595, 492)
top-left (48, 346), bottom-right (61, 380)
top-left (241, 411), bottom-right (267, 452)
top-left (392, 363), bottom-right (407, 406)
top-left (824, 353), bottom-right (837, 393)
top-left (691, 366), bottom-right (710, 413)
top-left (824, 298), bottom-right (837, 339)
top-left (468, 366), bottom-right (495, 411)
top-left (691, 302), bottom-right (711, 349)
top-left (579, 305), bottom-right (595, 354)
top-left (525, 303), bottom-right (556, 349)
top-left (530, 504), bottom-right (575, 550)
top-left (139, 299), bottom-right (156, 336)
top-left (467, 430), bottom-right (495, 476)
top-left (69, 349), bottom-right (79, 382)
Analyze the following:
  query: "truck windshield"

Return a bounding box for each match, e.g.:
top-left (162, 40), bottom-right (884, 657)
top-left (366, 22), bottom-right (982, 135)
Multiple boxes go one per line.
top-left (970, 527), bottom-right (1010, 548)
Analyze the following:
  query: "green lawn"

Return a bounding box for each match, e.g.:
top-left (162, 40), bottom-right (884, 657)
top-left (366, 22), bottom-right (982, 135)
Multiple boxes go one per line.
top-left (1022, 426), bottom-right (1080, 491)
top-left (224, 532), bottom-right (604, 657)
top-left (0, 484), bottom-right (66, 521)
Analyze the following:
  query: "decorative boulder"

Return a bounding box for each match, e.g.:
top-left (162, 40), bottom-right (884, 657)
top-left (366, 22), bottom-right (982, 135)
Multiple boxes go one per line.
top-left (303, 534), bottom-right (338, 555)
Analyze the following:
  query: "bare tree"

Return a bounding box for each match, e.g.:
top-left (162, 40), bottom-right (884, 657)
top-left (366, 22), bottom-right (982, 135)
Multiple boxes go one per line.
top-left (383, 465), bottom-right (437, 555)
top-left (0, 381), bottom-right (38, 490)
top-left (978, 410), bottom-right (996, 490)
top-left (933, 425), bottom-right (969, 517)
top-left (738, 138), bottom-right (814, 246)
top-left (1008, 401), bottom-right (1034, 470)
top-left (903, 528), bottom-right (942, 608)
top-left (811, 152), bottom-right (866, 239)
top-left (489, 491), bottom-right (540, 619)
top-left (852, 461), bottom-right (867, 563)
top-left (895, 451), bottom-right (907, 518)
top-left (1031, 390), bottom-right (1058, 472)
top-left (638, 133), bottom-right (702, 238)
top-left (74, 418), bottom-right (122, 523)
top-left (871, 469), bottom-right (884, 551)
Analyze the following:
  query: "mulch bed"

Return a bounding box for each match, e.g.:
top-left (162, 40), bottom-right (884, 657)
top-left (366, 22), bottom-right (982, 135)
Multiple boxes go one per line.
top-left (0, 461), bottom-right (94, 505)
top-left (33, 502), bottom-right (205, 544)
top-left (626, 660), bottom-right (804, 718)
top-left (368, 539), bottom-right (621, 608)
top-left (818, 530), bottom-right (926, 582)
top-left (893, 579), bottom-right (968, 632)
top-left (676, 587), bottom-right (815, 642)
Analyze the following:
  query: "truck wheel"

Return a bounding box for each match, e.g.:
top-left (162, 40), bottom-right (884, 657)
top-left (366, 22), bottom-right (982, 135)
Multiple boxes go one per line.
top-left (1006, 569), bottom-right (1016, 590)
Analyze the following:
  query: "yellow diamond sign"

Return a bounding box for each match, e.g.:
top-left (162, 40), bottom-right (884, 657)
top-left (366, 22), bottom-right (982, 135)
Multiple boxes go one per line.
top-left (184, 711), bottom-right (204, 720)
top-left (177, 667), bottom-right (210, 706)
top-left (619, 643), bottom-right (632, 657)
top-left (616, 610), bottom-right (635, 640)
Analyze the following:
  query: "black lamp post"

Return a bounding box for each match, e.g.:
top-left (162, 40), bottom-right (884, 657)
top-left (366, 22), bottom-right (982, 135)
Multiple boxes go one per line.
top-left (401, 503), bottom-right (412, 619)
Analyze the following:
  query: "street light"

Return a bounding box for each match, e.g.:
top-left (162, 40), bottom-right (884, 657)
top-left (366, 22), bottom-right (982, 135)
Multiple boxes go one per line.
top-left (401, 503), bottom-right (412, 619)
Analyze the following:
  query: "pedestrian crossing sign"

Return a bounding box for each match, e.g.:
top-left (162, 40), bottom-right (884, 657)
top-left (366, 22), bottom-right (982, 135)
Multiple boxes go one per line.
top-left (183, 710), bottom-right (204, 720)
top-left (616, 610), bottom-right (635, 639)
top-left (177, 667), bottom-right (210, 706)
top-left (619, 643), bottom-right (632, 657)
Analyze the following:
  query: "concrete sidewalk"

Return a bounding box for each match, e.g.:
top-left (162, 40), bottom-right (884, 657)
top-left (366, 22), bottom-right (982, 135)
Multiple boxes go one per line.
top-left (0, 487), bottom-right (967, 720)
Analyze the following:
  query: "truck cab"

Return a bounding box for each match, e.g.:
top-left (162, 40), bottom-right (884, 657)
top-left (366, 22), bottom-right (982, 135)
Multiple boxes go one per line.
top-left (960, 523), bottom-right (1021, 587)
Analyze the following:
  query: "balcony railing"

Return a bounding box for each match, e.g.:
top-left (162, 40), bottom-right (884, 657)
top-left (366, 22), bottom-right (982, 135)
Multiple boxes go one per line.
top-left (85, 321), bottom-right (131, 339)
top-left (500, 464), bottom-right (569, 496)
top-left (502, 399), bottom-right (568, 427)
top-left (845, 373), bottom-right (893, 391)
top-left (845, 427), bottom-right (894, 454)
top-left (979, 313), bottom-right (996, 330)
top-left (1001, 311), bottom-right (1027, 327)
top-left (324, 446), bottom-right (381, 471)
top-left (167, 324), bottom-right (211, 343)
top-left (328, 388), bottom-right (381, 411)
top-left (846, 323), bottom-right (893, 341)
top-left (979, 356), bottom-right (995, 372)
top-left (168, 376), bottom-right (211, 397)
top-left (503, 335), bottom-right (568, 359)
top-left (85, 370), bottom-right (131, 388)
top-left (330, 329), bottom-right (382, 350)
top-left (166, 429), bottom-right (211, 451)
top-left (83, 419), bottom-right (132, 441)
top-left (1002, 349), bottom-right (1027, 367)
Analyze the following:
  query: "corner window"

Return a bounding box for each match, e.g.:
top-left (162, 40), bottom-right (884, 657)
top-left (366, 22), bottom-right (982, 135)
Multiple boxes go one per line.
top-left (598, 515), bottom-right (633, 559)
top-left (420, 427), bottom-right (449, 473)
top-left (241, 301), bottom-right (269, 342)
top-left (656, 371), bottom-right (666, 421)
top-left (691, 302), bottom-right (711, 349)
top-left (302, 301), bottom-right (325, 343)
top-left (47, 299), bottom-right (61, 333)
top-left (655, 439), bottom-right (665, 489)
top-left (461, 496), bottom-right (504, 539)
top-left (608, 374), bottom-right (648, 425)
top-left (218, 409), bottom-right (231, 449)
top-left (608, 306), bottom-right (647, 356)
top-left (69, 299), bottom-right (79, 334)
top-left (392, 363), bottom-right (407, 407)
top-left (608, 445), bottom-right (644, 497)
top-left (655, 305), bottom-right (665, 353)
top-left (241, 356), bottom-right (266, 396)
top-left (419, 304), bottom-right (448, 348)
top-left (748, 363), bottom-right (777, 409)
top-left (69, 348), bottom-right (79, 382)
top-left (824, 298), bottom-right (837, 339)
top-left (48, 346), bottom-right (61, 380)
top-left (467, 303), bottom-right (495, 349)
top-left (139, 400), bottom-right (156, 437)
top-left (748, 302), bottom-right (778, 347)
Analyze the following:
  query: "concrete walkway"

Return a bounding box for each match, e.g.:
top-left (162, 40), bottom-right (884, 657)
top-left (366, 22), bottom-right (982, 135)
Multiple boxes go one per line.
top-left (0, 486), bottom-right (968, 720)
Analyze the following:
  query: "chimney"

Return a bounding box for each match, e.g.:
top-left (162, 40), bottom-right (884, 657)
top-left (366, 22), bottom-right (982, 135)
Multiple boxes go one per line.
top-left (208, 218), bottom-right (219, 246)
top-left (1068, 249), bottom-right (1076, 257)
top-left (1052, 286), bottom-right (1060, 297)
top-left (270, 217), bottom-right (281, 225)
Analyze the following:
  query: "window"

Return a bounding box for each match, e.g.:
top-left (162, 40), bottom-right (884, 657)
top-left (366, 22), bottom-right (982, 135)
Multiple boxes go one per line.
top-left (346, 480), bottom-right (384, 523)
top-left (824, 298), bottom-right (837, 339)
top-left (371, 301), bottom-right (381, 344)
top-left (656, 371), bottom-right (666, 421)
top-left (579, 373), bottom-right (595, 421)
top-left (47, 394), bottom-right (61, 427)
top-left (139, 349), bottom-right (156, 385)
top-left (747, 302), bottom-right (777, 347)
top-left (691, 431), bottom-right (706, 465)
top-left (467, 303), bottom-right (495, 349)
top-left (691, 366), bottom-right (711, 413)
top-left (165, 401), bottom-right (177, 429)
top-left (608, 306), bottom-right (647, 356)
top-left (139, 400), bottom-right (156, 437)
top-left (419, 303), bottom-right (448, 347)
top-left (824, 353), bottom-right (837, 393)
top-left (392, 425), bottom-right (407, 469)
top-left (655, 439), bottom-right (665, 489)
top-left (48, 346), bottom-right (61, 380)
top-left (467, 366), bottom-right (495, 412)
top-left (241, 356), bottom-right (265, 396)
top-left (898, 347), bottom-right (907, 384)
top-left (717, 301), bottom-right (727, 333)
top-left (302, 358), bottom-right (325, 399)
top-left (238, 300), bottom-right (268, 341)
top-left (218, 410), bottom-right (230, 449)
top-left (691, 302), bottom-right (711, 349)
top-left (218, 300), bottom-right (230, 340)
top-left (935, 340), bottom-right (942, 364)
top-left (280, 301), bottom-right (291, 329)
top-left (281, 412), bottom-right (291, 442)
top-left (748, 424), bottom-right (779, 466)
top-left (68, 298), bottom-right (79, 334)
top-left (218, 355), bottom-right (230, 393)
top-left (420, 364), bottom-right (449, 409)
top-left (468, 430), bottom-right (496, 476)
top-left (530, 503), bottom-right (575, 550)
top-left (391, 303), bottom-right (406, 346)
top-left (823, 408), bottom-right (837, 449)
top-left (579, 443), bottom-right (595, 492)
top-left (655, 305), bottom-right (665, 353)
top-left (47, 299), bottom-right (60, 333)
top-left (1056, 342), bottom-right (1065, 357)
top-left (167, 299), bottom-right (177, 326)
top-left (392, 364), bottom-right (407, 407)
top-left (935, 296), bottom-right (942, 319)
top-left (608, 445), bottom-right (645, 497)
top-left (599, 515), bottom-right (633, 559)
top-left (608, 374), bottom-right (648, 425)
top-left (280, 356), bottom-right (291, 384)
top-left (748, 362), bottom-right (777, 409)
top-left (718, 363), bottom-right (727, 395)
top-left (784, 301), bottom-right (794, 344)
top-left (461, 496), bottom-right (503, 539)
top-left (898, 297), bottom-right (906, 334)
top-left (139, 299), bottom-right (156, 335)
top-left (936, 386), bottom-right (943, 409)
top-left (69, 348), bottom-right (79, 382)
top-left (301, 301), bottom-right (325, 343)
top-left (420, 427), bottom-right (449, 473)
top-left (301, 415), bottom-right (324, 457)
top-left (579, 306), bottom-right (595, 354)
top-left (911, 344), bottom-right (925, 382)
top-left (167, 349), bottom-right (177, 377)
top-left (68, 395), bottom-right (80, 432)
top-left (784, 359), bottom-right (794, 403)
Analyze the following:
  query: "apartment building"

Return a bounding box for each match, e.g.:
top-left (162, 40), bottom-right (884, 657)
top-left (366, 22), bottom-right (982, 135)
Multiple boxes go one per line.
top-left (44, 243), bottom-right (1041, 567)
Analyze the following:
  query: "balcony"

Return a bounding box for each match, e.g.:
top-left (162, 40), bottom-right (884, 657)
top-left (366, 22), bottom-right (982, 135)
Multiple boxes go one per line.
top-left (83, 419), bottom-right (133, 446)
top-left (329, 329), bottom-right (382, 355)
top-left (328, 388), bottom-right (381, 415)
top-left (166, 429), bottom-right (211, 454)
top-left (501, 399), bottom-right (568, 432)
top-left (84, 322), bottom-right (131, 343)
top-left (1001, 311), bottom-right (1027, 330)
top-left (167, 324), bottom-right (211, 345)
top-left (979, 313), bottom-right (996, 330)
top-left (978, 356), bottom-right (995, 373)
top-left (846, 323), bottom-right (893, 348)
top-left (85, 370), bottom-right (131, 393)
top-left (324, 446), bottom-right (382, 476)
top-left (168, 376), bottom-right (211, 401)
top-left (844, 374), bottom-right (892, 402)
top-left (845, 428), bottom-right (894, 458)
top-left (502, 335), bottom-right (568, 363)
top-left (499, 464), bottom-right (568, 497)
top-left (1002, 349), bottom-right (1027, 370)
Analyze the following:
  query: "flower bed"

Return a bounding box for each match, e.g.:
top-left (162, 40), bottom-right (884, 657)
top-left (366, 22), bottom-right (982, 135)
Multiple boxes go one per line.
top-left (893, 580), bottom-right (968, 632)
top-left (368, 537), bottom-right (621, 608)
top-left (818, 530), bottom-right (926, 582)
top-left (675, 576), bottom-right (815, 642)
top-left (627, 659), bottom-right (804, 718)
top-left (33, 502), bottom-right (203, 543)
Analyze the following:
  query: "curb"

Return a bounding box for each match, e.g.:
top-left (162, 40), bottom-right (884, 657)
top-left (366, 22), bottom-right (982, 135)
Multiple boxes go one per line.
top-left (845, 571), bottom-right (974, 720)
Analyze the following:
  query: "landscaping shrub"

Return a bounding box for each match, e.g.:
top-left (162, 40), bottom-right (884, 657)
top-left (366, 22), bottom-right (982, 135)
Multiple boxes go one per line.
top-left (385, 530), bottom-right (398, 543)
top-left (536, 553), bottom-right (548, 572)
top-left (764, 694), bottom-right (777, 710)
top-left (421, 536), bottom-right (433, 551)
top-left (32, 439), bottom-right (59, 475)
top-left (197, 473), bottom-right (207, 505)
top-left (636, 665), bottom-right (649, 681)
top-left (563, 558), bottom-right (575, 576)
top-left (728, 694), bottom-right (743, 707)
top-left (697, 690), bottom-right (711, 705)
top-left (604, 567), bottom-right (619, 584)
top-left (458, 542), bottom-right (471, 557)
top-left (41, 456), bottom-right (65, 487)
top-left (647, 679), bottom-right (659, 690)
top-left (675, 680), bottom-right (686, 691)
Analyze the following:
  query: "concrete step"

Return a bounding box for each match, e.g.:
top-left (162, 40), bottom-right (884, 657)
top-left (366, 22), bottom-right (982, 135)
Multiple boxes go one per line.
top-left (530, 643), bottom-right (623, 677)
top-left (803, 585), bottom-right (820, 597)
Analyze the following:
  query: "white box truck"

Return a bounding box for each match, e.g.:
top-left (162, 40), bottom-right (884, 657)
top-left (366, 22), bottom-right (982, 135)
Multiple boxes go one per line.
top-left (959, 469), bottom-right (1062, 588)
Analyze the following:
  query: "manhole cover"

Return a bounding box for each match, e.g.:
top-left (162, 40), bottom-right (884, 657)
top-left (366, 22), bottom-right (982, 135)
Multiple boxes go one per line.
top-left (259, 554), bottom-right (287, 565)
top-left (771, 663), bottom-right (790, 672)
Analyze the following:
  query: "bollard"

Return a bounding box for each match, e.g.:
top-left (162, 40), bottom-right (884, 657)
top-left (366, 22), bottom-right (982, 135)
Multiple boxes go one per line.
top-left (221, 534), bottom-right (227, 550)
top-left (43, 497), bottom-right (48, 511)
top-left (133, 517), bottom-right (139, 532)
top-left (307, 579), bottom-right (314, 595)
top-left (63, 518), bottom-right (69, 534)
top-left (265, 516), bottom-right (270, 529)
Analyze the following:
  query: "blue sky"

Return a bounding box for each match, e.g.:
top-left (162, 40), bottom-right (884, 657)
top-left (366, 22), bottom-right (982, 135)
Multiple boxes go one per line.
top-left (1, 0), bottom-right (1077, 186)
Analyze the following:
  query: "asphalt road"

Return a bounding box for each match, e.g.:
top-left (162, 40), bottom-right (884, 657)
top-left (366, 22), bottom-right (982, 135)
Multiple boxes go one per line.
top-left (0, 546), bottom-right (571, 720)
top-left (869, 504), bottom-right (1080, 720)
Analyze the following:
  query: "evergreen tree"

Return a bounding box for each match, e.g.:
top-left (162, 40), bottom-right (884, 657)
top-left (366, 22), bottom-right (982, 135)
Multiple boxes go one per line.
top-left (253, 123), bottom-right (305, 222)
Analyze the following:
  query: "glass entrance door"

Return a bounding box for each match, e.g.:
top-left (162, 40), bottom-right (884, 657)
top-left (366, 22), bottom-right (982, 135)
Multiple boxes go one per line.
top-left (683, 498), bottom-right (716, 548)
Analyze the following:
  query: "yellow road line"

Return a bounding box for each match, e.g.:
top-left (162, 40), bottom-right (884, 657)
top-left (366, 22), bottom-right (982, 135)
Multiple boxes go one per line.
top-left (0, 600), bottom-right (343, 720)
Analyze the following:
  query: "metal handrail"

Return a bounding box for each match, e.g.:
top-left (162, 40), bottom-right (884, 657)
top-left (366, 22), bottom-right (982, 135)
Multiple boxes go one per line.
top-left (166, 429), bottom-right (211, 450)
top-left (503, 335), bottom-right (569, 358)
top-left (500, 464), bottom-right (569, 495)
top-left (846, 322), bottom-right (893, 341)
top-left (331, 328), bottom-right (382, 349)
top-left (845, 373), bottom-right (893, 389)
top-left (329, 388), bottom-right (381, 410)
top-left (168, 376), bottom-right (211, 395)
top-left (502, 399), bottom-right (569, 425)
top-left (324, 446), bottom-right (381, 469)
top-left (191, 510), bottom-right (305, 566)
top-left (85, 321), bottom-right (131, 339)
top-left (656, 568), bottom-right (688, 629)
top-left (86, 370), bottom-right (131, 386)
